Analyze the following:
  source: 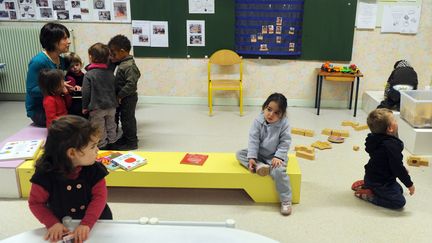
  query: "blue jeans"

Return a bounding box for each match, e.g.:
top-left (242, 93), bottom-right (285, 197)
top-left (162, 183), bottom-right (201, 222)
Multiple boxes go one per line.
top-left (364, 177), bottom-right (406, 209)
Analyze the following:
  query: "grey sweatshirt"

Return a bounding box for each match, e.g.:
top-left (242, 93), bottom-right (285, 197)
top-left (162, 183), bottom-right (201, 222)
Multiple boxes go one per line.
top-left (247, 112), bottom-right (291, 162)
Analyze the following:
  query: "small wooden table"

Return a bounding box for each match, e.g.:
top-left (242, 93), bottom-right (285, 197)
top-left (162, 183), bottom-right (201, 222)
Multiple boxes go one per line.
top-left (315, 68), bottom-right (364, 117)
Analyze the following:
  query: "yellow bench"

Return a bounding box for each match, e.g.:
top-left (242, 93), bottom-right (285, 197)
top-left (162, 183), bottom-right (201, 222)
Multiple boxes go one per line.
top-left (18, 152), bottom-right (301, 203)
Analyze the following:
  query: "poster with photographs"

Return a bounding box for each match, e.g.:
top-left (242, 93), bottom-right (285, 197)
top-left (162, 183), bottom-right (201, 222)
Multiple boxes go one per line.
top-left (150, 21), bottom-right (168, 47)
top-left (18, 0), bottom-right (37, 20)
top-left (186, 20), bottom-right (205, 46)
top-left (0, 0), bottom-right (131, 22)
top-left (0, 1), bottom-right (17, 20)
top-left (132, 20), bottom-right (150, 47)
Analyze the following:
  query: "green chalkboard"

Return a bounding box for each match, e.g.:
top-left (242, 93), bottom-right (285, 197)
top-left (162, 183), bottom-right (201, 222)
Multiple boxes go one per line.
top-left (131, 0), bottom-right (357, 61)
top-left (301, 0), bottom-right (357, 61)
top-left (131, 0), bottom-right (234, 58)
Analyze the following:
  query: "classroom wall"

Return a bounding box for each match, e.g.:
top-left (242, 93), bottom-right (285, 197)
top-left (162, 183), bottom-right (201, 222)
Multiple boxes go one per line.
top-left (1, 0), bottom-right (431, 107)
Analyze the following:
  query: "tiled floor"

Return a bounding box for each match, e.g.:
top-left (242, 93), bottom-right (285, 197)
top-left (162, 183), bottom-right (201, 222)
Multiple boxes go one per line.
top-left (0, 101), bottom-right (431, 243)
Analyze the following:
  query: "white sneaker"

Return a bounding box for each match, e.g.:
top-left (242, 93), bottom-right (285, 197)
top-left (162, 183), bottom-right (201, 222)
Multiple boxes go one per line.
top-left (256, 163), bottom-right (270, 176)
top-left (281, 201), bottom-right (292, 216)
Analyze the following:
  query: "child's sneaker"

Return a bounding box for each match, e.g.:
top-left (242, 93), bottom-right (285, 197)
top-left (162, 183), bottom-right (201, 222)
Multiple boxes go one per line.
top-left (354, 188), bottom-right (374, 201)
top-left (351, 179), bottom-right (365, 191)
top-left (256, 163), bottom-right (270, 176)
top-left (281, 201), bottom-right (292, 216)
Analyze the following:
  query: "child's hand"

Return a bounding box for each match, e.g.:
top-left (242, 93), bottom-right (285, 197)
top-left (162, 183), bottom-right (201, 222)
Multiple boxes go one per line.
top-left (248, 159), bottom-right (256, 172)
top-left (64, 81), bottom-right (74, 92)
top-left (45, 222), bottom-right (69, 242)
top-left (73, 224), bottom-right (90, 243)
top-left (408, 185), bottom-right (415, 195)
top-left (82, 109), bottom-right (88, 114)
top-left (271, 157), bottom-right (283, 168)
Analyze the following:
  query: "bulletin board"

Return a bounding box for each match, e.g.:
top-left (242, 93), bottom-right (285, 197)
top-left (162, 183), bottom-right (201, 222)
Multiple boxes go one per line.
top-left (131, 0), bottom-right (358, 61)
top-left (0, 0), bottom-right (131, 23)
top-left (131, 0), bottom-right (234, 58)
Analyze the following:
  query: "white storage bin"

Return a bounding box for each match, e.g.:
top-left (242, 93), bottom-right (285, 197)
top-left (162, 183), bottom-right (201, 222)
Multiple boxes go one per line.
top-left (400, 90), bottom-right (432, 128)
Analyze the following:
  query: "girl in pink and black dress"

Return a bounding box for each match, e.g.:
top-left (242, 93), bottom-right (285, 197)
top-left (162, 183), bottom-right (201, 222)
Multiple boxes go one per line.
top-left (65, 52), bottom-right (86, 117)
top-left (28, 115), bottom-right (112, 242)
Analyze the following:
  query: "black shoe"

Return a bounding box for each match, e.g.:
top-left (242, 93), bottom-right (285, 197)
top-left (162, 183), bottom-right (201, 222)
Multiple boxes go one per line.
top-left (115, 143), bottom-right (138, 151)
top-left (99, 144), bottom-right (112, 150)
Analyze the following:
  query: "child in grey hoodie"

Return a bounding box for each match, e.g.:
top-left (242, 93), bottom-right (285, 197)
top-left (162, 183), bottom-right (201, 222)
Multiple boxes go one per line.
top-left (236, 93), bottom-right (292, 216)
top-left (82, 43), bottom-right (118, 149)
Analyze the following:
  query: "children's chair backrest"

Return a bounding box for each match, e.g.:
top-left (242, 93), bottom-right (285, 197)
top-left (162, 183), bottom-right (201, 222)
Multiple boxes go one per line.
top-left (209, 49), bottom-right (242, 66)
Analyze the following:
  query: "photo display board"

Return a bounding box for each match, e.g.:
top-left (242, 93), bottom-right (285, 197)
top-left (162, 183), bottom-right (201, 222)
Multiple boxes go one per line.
top-left (235, 0), bottom-right (305, 56)
top-left (0, 0), bottom-right (131, 23)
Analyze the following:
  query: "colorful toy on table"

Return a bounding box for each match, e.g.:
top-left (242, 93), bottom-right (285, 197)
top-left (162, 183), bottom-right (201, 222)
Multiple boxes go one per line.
top-left (321, 62), bottom-right (360, 73)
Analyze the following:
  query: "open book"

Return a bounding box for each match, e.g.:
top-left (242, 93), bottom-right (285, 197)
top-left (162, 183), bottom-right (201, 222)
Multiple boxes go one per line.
top-left (96, 151), bottom-right (122, 170)
top-left (0, 140), bottom-right (44, 161)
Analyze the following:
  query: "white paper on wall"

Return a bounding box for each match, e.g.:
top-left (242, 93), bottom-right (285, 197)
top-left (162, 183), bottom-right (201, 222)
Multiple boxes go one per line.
top-left (0, 0), bottom-right (131, 22)
top-left (18, 0), bottom-right (36, 20)
top-left (132, 20), bottom-right (151, 47)
top-left (356, 0), bottom-right (378, 29)
top-left (381, 5), bottom-right (421, 34)
top-left (189, 0), bottom-right (214, 14)
top-left (186, 20), bottom-right (205, 46)
top-left (150, 21), bottom-right (169, 47)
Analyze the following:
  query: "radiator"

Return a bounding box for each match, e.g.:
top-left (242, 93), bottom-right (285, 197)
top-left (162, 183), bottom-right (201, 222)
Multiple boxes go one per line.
top-left (0, 26), bottom-right (74, 94)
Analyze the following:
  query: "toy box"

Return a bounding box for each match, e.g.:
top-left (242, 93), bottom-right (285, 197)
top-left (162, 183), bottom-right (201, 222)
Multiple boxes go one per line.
top-left (400, 90), bottom-right (432, 128)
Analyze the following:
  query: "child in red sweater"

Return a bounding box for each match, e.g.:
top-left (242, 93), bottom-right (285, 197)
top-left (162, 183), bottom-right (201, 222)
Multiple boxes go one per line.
top-left (28, 115), bottom-right (112, 242)
top-left (38, 69), bottom-right (72, 127)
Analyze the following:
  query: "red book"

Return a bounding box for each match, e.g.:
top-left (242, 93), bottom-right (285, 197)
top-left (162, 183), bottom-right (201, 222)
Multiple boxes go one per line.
top-left (180, 153), bottom-right (208, 166)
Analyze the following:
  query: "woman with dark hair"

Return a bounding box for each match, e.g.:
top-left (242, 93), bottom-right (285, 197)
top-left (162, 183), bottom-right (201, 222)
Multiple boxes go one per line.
top-left (25, 22), bottom-right (71, 127)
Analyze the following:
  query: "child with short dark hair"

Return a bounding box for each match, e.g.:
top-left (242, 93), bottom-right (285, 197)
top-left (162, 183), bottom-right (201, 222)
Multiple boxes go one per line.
top-left (236, 93), bottom-right (293, 215)
top-left (28, 115), bottom-right (112, 242)
top-left (64, 52), bottom-right (85, 117)
top-left (82, 43), bottom-right (118, 150)
top-left (352, 108), bottom-right (415, 209)
top-left (38, 69), bottom-right (72, 128)
top-left (108, 34), bottom-right (141, 151)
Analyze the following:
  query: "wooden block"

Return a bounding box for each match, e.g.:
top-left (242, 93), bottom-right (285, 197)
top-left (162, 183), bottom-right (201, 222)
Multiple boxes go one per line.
top-left (407, 156), bottom-right (429, 167)
top-left (334, 130), bottom-right (350, 137)
top-left (321, 128), bottom-right (332, 136)
top-left (341, 121), bottom-right (359, 127)
top-left (292, 128), bottom-right (305, 136)
top-left (304, 129), bottom-right (315, 137)
top-left (291, 128), bottom-right (314, 137)
top-left (311, 141), bottom-right (332, 150)
top-left (353, 124), bottom-right (369, 131)
top-left (294, 145), bottom-right (315, 153)
top-left (321, 128), bottom-right (349, 137)
top-left (296, 151), bottom-right (315, 160)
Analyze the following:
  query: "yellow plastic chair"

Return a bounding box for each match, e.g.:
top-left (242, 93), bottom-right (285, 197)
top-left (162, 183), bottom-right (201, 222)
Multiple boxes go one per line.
top-left (208, 49), bottom-right (243, 116)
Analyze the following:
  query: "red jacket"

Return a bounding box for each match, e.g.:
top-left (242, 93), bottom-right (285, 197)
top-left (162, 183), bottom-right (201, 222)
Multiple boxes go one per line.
top-left (43, 94), bottom-right (72, 127)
